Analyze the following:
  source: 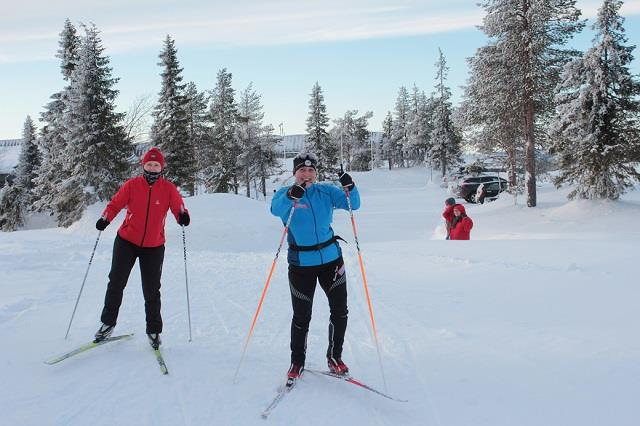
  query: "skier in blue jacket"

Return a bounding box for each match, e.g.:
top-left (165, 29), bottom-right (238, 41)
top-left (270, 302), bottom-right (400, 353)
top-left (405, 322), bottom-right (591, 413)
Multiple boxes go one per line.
top-left (271, 152), bottom-right (360, 380)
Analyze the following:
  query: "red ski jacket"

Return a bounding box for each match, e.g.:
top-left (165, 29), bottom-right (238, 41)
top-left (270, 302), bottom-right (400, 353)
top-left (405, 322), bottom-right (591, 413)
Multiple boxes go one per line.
top-left (449, 205), bottom-right (473, 240)
top-left (443, 204), bottom-right (455, 223)
top-left (101, 175), bottom-right (187, 248)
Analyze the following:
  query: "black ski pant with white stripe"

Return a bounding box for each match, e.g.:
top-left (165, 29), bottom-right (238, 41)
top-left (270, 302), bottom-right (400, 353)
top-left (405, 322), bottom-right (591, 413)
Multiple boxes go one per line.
top-left (100, 235), bottom-right (165, 334)
top-left (288, 257), bottom-right (348, 365)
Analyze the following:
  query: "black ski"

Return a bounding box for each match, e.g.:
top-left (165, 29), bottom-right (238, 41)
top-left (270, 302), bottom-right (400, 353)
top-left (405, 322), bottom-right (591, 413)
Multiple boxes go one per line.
top-left (306, 368), bottom-right (408, 402)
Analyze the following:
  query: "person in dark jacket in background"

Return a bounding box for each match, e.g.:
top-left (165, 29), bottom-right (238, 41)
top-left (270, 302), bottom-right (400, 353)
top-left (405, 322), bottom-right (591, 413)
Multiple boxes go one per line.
top-left (449, 204), bottom-right (473, 240)
top-left (442, 197), bottom-right (456, 239)
top-left (93, 147), bottom-right (190, 349)
top-left (271, 152), bottom-right (360, 381)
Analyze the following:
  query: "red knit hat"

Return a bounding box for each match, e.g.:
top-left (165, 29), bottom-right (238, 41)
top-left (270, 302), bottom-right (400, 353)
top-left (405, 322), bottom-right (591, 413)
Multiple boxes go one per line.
top-left (142, 147), bottom-right (165, 168)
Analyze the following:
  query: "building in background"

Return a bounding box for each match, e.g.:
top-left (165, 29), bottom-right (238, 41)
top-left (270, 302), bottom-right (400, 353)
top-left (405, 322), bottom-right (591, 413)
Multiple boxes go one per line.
top-left (0, 139), bottom-right (22, 186)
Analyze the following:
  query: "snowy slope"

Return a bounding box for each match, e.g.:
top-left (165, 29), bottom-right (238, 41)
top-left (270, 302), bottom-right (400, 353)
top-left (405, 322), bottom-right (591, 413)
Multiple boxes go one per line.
top-left (1, 167), bottom-right (639, 426)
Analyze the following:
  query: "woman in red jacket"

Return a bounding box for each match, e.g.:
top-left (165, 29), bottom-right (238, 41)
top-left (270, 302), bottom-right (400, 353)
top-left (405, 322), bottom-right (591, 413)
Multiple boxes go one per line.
top-left (449, 204), bottom-right (473, 240)
top-left (93, 147), bottom-right (190, 349)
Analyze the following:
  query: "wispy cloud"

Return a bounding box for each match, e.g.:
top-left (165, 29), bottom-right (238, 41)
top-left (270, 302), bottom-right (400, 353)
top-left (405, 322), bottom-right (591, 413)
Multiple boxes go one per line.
top-left (1, 0), bottom-right (637, 63)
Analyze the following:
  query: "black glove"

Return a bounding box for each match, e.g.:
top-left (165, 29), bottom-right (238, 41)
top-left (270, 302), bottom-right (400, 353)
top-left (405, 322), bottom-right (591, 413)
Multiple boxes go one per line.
top-left (96, 218), bottom-right (110, 231)
top-left (287, 183), bottom-right (306, 200)
top-left (178, 211), bottom-right (190, 226)
top-left (338, 172), bottom-right (354, 189)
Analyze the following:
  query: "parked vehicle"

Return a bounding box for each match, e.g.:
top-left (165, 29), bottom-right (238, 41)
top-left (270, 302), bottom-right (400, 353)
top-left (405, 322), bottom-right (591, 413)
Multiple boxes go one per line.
top-left (455, 175), bottom-right (508, 203)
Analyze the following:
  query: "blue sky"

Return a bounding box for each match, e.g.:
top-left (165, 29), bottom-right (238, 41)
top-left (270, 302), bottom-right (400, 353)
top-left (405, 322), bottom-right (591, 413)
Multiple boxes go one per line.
top-left (1, 0), bottom-right (639, 139)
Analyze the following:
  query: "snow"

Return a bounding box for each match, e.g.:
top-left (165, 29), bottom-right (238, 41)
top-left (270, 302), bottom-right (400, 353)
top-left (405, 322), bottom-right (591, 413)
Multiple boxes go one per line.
top-left (1, 166), bottom-right (639, 425)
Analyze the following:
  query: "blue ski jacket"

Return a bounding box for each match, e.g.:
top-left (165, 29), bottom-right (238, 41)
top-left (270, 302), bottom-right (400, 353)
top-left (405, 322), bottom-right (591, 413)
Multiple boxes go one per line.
top-left (271, 182), bottom-right (360, 266)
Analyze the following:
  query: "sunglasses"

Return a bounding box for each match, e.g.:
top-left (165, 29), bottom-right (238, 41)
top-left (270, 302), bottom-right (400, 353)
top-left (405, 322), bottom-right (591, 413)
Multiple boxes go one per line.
top-left (295, 152), bottom-right (318, 162)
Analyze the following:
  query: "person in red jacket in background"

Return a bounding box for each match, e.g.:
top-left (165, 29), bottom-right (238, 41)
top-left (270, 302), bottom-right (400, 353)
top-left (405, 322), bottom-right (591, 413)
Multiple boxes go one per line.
top-left (93, 147), bottom-right (190, 349)
top-left (449, 204), bottom-right (473, 240)
top-left (442, 197), bottom-right (456, 240)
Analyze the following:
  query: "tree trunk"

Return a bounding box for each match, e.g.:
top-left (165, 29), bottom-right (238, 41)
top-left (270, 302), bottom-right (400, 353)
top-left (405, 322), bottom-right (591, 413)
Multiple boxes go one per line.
top-left (521, 0), bottom-right (536, 207)
top-left (507, 146), bottom-right (517, 190)
top-left (523, 99), bottom-right (536, 207)
top-left (245, 166), bottom-right (250, 197)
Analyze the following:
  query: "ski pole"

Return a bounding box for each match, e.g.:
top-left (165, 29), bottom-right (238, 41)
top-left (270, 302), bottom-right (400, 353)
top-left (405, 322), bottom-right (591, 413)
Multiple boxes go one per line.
top-left (65, 230), bottom-right (102, 339)
top-left (180, 205), bottom-right (192, 342)
top-left (234, 202), bottom-right (297, 382)
top-left (341, 176), bottom-right (387, 390)
top-left (182, 223), bottom-right (192, 342)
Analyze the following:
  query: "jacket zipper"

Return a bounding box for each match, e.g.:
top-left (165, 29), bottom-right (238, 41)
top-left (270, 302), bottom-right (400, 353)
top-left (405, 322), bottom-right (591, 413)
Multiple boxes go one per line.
top-left (306, 188), bottom-right (324, 264)
top-left (140, 183), bottom-right (153, 247)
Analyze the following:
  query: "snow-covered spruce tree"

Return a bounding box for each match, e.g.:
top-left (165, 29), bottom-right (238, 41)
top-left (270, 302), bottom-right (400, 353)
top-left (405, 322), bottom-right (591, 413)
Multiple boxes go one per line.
top-left (184, 82), bottom-right (210, 194)
top-left (550, 0), bottom-right (640, 200)
top-left (329, 110), bottom-right (373, 172)
top-left (33, 19), bottom-right (80, 216)
top-left (353, 111), bottom-right (374, 171)
top-left (405, 85), bottom-right (429, 166)
top-left (62, 23), bottom-right (132, 226)
top-left (305, 82), bottom-right (338, 180)
top-left (430, 49), bottom-right (462, 177)
top-left (391, 86), bottom-right (411, 168)
top-left (408, 87), bottom-right (435, 167)
top-left (480, 0), bottom-right (584, 206)
top-left (15, 116), bottom-right (41, 206)
top-left (347, 111), bottom-right (374, 171)
top-left (461, 44), bottom-right (524, 190)
top-left (380, 111), bottom-right (395, 169)
top-left (203, 68), bottom-right (239, 193)
top-left (236, 83), bottom-right (279, 198)
top-left (330, 111), bottom-right (356, 171)
top-left (0, 182), bottom-right (25, 232)
top-left (151, 35), bottom-right (196, 195)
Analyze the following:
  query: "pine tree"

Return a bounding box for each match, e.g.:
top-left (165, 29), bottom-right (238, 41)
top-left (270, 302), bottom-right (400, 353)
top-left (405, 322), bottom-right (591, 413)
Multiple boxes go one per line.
top-left (203, 68), bottom-right (238, 193)
top-left (184, 82), bottom-right (210, 194)
top-left (391, 86), bottom-right (410, 168)
top-left (0, 183), bottom-right (25, 232)
top-left (62, 23), bottom-right (132, 226)
top-left (407, 88), bottom-right (434, 166)
top-left (58, 18), bottom-right (80, 80)
top-left (351, 112), bottom-right (374, 171)
top-left (237, 83), bottom-right (279, 198)
top-left (381, 111), bottom-right (394, 169)
top-left (430, 49), bottom-right (462, 177)
top-left (550, 0), bottom-right (640, 199)
top-left (479, 0), bottom-right (584, 206)
top-left (461, 44), bottom-right (523, 190)
top-left (15, 116), bottom-right (41, 206)
top-left (331, 110), bottom-right (373, 172)
top-left (151, 36), bottom-right (196, 195)
top-left (330, 111), bottom-right (356, 171)
top-left (305, 82), bottom-right (337, 179)
top-left (405, 85), bottom-right (428, 165)
top-left (33, 20), bottom-right (80, 215)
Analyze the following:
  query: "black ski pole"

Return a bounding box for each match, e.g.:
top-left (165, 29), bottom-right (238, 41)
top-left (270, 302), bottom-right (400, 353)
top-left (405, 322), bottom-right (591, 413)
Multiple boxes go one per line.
top-left (181, 223), bottom-right (192, 342)
top-left (65, 230), bottom-right (102, 339)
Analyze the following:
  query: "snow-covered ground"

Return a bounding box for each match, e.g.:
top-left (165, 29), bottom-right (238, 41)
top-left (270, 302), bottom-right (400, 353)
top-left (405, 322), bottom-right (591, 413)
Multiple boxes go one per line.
top-left (1, 167), bottom-right (639, 426)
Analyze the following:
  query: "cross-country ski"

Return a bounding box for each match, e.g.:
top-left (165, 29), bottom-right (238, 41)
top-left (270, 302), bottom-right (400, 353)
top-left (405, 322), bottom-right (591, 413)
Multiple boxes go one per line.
top-left (45, 334), bottom-right (134, 365)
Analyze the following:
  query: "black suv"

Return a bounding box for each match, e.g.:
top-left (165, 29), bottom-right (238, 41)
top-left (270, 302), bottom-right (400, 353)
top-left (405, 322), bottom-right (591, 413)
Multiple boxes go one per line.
top-left (455, 175), bottom-right (508, 203)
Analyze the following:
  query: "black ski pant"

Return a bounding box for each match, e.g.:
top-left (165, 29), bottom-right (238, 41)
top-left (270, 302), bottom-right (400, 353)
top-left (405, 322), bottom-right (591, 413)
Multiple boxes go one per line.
top-left (288, 257), bottom-right (348, 365)
top-left (100, 235), bottom-right (165, 334)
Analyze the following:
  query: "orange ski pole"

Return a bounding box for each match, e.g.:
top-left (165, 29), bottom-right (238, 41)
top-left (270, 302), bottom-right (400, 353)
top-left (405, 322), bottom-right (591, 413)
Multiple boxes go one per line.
top-left (343, 183), bottom-right (387, 389)
top-left (234, 202), bottom-right (296, 382)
